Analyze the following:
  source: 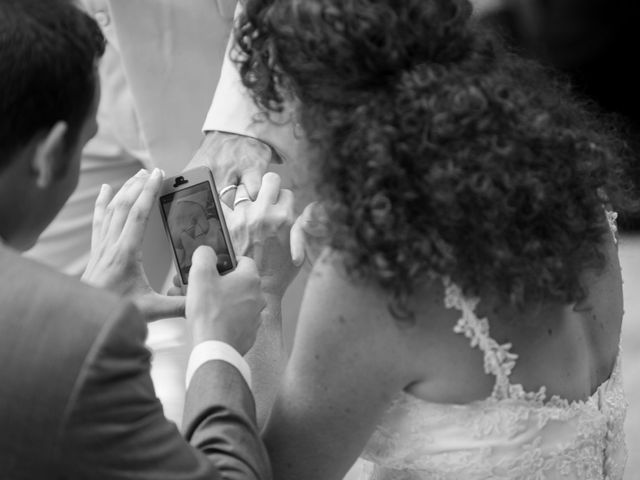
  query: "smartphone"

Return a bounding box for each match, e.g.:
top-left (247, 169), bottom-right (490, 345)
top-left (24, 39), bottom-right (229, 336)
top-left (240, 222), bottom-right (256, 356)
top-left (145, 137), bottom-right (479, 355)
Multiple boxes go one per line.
top-left (158, 166), bottom-right (236, 284)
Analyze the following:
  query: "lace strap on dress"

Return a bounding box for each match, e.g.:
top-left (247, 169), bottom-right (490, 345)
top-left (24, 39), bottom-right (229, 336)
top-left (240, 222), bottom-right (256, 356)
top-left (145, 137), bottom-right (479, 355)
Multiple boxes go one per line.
top-left (605, 209), bottom-right (618, 244)
top-left (443, 278), bottom-right (519, 400)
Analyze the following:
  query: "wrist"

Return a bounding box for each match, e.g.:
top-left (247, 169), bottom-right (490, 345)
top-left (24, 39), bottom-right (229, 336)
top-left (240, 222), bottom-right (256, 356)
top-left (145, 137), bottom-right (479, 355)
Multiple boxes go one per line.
top-left (185, 131), bottom-right (221, 171)
top-left (263, 292), bottom-right (283, 312)
top-left (186, 340), bottom-right (252, 389)
top-left (190, 318), bottom-right (253, 355)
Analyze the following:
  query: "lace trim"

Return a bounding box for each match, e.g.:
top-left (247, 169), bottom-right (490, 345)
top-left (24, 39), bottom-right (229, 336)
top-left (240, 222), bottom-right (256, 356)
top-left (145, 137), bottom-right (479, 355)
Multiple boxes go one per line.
top-left (443, 210), bottom-right (619, 402)
top-left (443, 278), bottom-right (522, 400)
top-left (606, 210), bottom-right (618, 244)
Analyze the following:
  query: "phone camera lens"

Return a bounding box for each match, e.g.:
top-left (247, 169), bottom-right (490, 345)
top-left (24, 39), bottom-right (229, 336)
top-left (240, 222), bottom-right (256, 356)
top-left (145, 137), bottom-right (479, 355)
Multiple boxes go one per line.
top-left (173, 176), bottom-right (188, 187)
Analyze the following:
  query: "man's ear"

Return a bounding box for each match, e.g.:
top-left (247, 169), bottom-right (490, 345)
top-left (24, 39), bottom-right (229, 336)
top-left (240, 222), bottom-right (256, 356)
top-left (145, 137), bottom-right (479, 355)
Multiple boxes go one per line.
top-left (32, 121), bottom-right (68, 188)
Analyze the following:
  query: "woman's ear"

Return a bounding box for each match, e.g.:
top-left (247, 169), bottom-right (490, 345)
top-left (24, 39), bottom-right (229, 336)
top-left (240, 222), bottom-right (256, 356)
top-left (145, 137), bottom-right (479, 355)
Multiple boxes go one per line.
top-left (31, 121), bottom-right (68, 188)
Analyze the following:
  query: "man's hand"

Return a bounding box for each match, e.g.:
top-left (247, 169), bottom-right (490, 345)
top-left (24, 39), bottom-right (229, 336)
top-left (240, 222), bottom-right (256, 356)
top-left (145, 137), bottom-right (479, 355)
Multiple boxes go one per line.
top-left (189, 131), bottom-right (276, 205)
top-left (228, 172), bottom-right (299, 298)
top-left (81, 169), bottom-right (185, 321)
top-left (186, 246), bottom-right (266, 354)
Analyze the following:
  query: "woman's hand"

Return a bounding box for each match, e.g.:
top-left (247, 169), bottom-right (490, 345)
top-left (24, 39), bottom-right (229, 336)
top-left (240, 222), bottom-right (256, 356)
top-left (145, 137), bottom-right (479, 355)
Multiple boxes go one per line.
top-left (82, 169), bottom-right (185, 321)
top-left (228, 172), bottom-right (299, 298)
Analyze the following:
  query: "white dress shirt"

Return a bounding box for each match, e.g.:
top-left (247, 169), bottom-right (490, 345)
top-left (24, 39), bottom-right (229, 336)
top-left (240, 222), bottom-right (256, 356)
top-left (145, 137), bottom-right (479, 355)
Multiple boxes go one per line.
top-left (186, 341), bottom-right (252, 390)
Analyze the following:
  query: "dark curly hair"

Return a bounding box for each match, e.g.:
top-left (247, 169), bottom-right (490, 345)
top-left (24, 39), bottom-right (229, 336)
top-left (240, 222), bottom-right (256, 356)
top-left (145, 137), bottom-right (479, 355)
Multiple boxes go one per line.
top-left (235, 0), bottom-right (636, 314)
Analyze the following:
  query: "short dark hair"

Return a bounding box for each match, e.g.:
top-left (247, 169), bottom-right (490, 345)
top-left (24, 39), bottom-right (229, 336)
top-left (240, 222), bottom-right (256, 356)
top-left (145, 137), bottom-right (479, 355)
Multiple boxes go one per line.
top-left (0, 0), bottom-right (106, 167)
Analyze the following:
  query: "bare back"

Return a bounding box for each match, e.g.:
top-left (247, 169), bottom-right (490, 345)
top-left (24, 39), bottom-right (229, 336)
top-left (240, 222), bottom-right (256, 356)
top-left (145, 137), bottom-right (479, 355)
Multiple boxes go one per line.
top-left (265, 222), bottom-right (626, 480)
top-left (405, 231), bottom-right (623, 405)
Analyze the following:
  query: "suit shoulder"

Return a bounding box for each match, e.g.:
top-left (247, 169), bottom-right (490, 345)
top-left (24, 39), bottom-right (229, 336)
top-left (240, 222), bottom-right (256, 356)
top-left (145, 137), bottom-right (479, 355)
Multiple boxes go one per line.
top-left (0, 248), bottom-right (147, 471)
top-left (0, 247), bottom-right (129, 324)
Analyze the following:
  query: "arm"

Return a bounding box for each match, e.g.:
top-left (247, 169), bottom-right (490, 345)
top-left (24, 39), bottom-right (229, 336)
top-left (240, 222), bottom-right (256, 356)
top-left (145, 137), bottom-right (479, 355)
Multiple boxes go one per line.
top-left (245, 293), bottom-right (287, 428)
top-left (200, 2), bottom-right (302, 167)
top-left (227, 173), bottom-right (299, 427)
top-left (263, 250), bottom-right (413, 480)
top-left (58, 301), bottom-right (271, 480)
top-left (187, 3), bottom-right (305, 202)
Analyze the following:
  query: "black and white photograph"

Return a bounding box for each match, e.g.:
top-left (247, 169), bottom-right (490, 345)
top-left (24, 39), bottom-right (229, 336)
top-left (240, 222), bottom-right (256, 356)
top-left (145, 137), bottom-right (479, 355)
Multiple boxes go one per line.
top-left (1, 0), bottom-right (639, 478)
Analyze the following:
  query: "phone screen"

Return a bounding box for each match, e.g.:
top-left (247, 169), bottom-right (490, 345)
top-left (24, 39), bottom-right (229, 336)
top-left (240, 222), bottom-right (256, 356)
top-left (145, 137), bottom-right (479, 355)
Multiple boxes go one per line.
top-left (160, 181), bottom-right (234, 283)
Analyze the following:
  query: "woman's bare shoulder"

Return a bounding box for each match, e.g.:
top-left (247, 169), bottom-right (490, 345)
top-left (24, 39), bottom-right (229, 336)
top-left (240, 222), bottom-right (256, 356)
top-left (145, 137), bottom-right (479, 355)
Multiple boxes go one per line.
top-left (297, 249), bottom-right (457, 381)
top-left (301, 248), bottom-right (399, 337)
top-left (292, 249), bottom-right (419, 382)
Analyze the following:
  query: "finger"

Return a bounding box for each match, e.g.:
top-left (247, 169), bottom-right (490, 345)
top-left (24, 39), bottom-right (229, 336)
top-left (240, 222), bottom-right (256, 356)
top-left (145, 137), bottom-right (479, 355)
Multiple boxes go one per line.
top-left (290, 215), bottom-right (306, 267)
top-left (220, 200), bottom-right (235, 220)
top-left (91, 183), bottom-right (114, 251)
top-left (221, 201), bottom-right (251, 256)
top-left (101, 170), bottom-right (147, 239)
top-left (239, 167), bottom-right (263, 201)
top-left (290, 202), bottom-right (324, 267)
top-left (120, 169), bottom-right (164, 249)
top-left (256, 172), bottom-right (282, 205)
top-left (300, 202), bottom-right (329, 237)
top-left (220, 200), bottom-right (240, 233)
top-left (189, 246), bottom-right (220, 286)
top-left (136, 293), bottom-right (186, 321)
top-left (172, 273), bottom-right (182, 288)
top-left (166, 285), bottom-right (184, 297)
top-left (218, 183), bottom-right (238, 208)
top-left (236, 137), bottom-right (271, 200)
top-left (233, 183), bottom-right (252, 210)
top-left (233, 255), bottom-right (260, 279)
top-left (218, 159), bottom-right (241, 191)
top-left (277, 189), bottom-right (296, 217)
top-left (103, 169), bottom-right (149, 243)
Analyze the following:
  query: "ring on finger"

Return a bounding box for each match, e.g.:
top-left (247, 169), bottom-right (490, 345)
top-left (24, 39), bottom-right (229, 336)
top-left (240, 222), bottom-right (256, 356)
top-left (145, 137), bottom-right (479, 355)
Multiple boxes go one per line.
top-left (233, 196), bottom-right (251, 207)
top-left (218, 184), bottom-right (238, 199)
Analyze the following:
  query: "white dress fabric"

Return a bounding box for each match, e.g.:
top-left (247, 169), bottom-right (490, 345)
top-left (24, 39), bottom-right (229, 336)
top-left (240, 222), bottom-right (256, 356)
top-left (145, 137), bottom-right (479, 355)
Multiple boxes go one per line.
top-left (357, 214), bottom-right (627, 479)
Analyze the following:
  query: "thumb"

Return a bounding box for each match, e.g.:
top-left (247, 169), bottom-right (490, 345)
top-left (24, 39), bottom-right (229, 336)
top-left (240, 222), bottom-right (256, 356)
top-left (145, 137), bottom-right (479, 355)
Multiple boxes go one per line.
top-left (189, 246), bottom-right (219, 288)
top-left (136, 293), bottom-right (186, 322)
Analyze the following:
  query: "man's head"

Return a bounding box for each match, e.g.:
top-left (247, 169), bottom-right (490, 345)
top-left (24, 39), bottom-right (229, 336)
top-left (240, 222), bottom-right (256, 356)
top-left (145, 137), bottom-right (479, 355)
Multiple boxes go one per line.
top-left (0, 0), bottom-right (105, 250)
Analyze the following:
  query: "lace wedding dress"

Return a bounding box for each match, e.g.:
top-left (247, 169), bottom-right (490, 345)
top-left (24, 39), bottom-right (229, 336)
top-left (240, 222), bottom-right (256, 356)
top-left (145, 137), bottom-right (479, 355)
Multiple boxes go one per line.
top-left (355, 213), bottom-right (627, 480)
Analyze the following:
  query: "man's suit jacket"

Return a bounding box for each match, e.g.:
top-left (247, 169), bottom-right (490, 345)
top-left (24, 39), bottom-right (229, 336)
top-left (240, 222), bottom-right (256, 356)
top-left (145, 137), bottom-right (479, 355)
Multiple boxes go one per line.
top-left (0, 246), bottom-right (271, 479)
top-left (83, 0), bottom-right (238, 173)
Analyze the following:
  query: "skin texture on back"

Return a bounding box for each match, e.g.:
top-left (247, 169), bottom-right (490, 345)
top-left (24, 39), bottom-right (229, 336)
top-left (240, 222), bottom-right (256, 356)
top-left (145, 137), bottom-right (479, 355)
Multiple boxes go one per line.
top-left (263, 228), bottom-right (623, 480)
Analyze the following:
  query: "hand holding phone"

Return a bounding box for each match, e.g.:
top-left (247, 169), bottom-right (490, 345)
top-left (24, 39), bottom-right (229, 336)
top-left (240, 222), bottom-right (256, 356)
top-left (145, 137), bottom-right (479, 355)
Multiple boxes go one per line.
top-left (82, 168), bottom-right (186, 321)
top-left (159, 166), bottom-right (237, 284)
top-left (186, 246), bottom-right (265, 354)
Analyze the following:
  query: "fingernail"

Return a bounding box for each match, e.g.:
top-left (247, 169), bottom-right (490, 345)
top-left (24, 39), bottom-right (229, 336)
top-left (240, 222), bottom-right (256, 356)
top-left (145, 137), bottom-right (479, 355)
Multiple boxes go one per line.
top-left (151, 168), bottom-right (162, 178)
top-left (135, 168), bottom-right (148, 177)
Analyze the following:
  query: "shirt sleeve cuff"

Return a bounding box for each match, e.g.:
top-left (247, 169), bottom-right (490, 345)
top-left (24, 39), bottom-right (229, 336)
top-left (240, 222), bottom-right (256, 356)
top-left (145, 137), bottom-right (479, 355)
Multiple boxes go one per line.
top-left (186, 341), bottom-right (252, 390)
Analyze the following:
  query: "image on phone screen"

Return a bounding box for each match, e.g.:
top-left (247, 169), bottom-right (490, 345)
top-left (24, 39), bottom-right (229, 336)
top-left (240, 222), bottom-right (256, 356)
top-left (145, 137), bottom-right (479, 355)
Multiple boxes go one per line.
top-left (160, 181), bottom-right (233, 282)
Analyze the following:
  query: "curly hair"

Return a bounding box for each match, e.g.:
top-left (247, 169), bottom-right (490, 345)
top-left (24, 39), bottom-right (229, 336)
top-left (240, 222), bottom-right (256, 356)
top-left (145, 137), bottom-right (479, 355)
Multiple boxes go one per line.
top-left (235, 0), bottom-right (636, 314)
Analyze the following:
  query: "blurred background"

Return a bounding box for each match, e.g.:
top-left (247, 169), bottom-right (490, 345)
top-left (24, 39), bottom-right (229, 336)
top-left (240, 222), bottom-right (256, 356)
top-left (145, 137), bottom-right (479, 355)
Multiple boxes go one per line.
top-left (475, 0), bottom-right (640, 230)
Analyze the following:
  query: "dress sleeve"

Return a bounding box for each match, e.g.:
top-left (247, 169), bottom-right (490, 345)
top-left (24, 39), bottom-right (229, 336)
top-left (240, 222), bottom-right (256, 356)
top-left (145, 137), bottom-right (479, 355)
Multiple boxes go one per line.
top-left (57, 301), bottom-right (271, 480)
